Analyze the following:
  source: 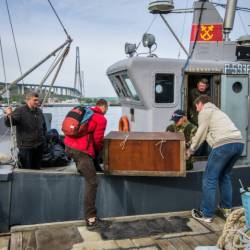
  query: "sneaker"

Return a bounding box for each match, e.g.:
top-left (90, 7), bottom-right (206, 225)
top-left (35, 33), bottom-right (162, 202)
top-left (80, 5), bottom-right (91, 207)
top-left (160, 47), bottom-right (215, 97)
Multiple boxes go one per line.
top-left (191, 209), bottom-right (213, 223)
top-left (86, 217), bottom-right (111, 230)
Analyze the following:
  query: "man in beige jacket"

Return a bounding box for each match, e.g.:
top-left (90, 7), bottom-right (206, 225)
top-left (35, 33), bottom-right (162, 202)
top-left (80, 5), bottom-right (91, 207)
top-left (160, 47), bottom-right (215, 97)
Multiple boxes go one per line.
top-left (187, 95), bottom-right (244, 223)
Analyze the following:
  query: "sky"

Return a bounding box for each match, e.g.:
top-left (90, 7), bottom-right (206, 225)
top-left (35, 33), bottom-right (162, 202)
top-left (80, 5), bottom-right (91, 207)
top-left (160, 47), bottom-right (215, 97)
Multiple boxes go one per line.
top-left (0, 0), bottom-right (249, 97)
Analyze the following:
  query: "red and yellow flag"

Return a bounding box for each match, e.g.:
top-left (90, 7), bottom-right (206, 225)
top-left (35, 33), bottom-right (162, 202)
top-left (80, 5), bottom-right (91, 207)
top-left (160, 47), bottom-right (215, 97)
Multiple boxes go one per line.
top-left (190, 24), bottom-right (223, 42)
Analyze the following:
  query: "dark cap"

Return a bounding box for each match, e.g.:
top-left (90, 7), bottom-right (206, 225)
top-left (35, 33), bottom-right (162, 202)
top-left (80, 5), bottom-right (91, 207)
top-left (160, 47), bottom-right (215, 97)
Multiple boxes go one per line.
top-left (171, 109), bottom-right (185, 122)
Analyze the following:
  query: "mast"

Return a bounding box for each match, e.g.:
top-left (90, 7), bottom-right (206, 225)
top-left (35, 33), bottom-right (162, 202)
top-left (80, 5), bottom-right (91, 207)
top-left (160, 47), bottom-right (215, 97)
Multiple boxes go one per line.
top-left (223, 0), bottom-right (237, 41)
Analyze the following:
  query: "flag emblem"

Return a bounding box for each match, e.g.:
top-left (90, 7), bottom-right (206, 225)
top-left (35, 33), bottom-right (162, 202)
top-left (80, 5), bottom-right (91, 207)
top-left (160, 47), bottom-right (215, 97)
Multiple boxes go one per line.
top-left (190, 24), bottom-right (223, 42)
top-left (200, 25), bottom-right (214, 41)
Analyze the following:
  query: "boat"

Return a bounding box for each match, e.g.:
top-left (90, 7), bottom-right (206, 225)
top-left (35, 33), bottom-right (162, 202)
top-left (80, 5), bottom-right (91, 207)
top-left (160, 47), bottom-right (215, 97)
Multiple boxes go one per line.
top-left (0, 3), bottom-right (250, 249)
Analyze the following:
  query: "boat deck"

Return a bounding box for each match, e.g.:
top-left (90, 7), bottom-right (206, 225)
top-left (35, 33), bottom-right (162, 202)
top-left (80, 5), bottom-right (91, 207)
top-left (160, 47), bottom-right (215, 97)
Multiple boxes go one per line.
top-left (7, 211), bottom-right (225, 250)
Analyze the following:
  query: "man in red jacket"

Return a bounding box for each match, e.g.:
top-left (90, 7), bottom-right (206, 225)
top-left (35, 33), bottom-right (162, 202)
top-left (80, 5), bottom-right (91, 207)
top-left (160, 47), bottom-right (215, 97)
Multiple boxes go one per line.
top-left (64, 99), bottom-right (108, 229)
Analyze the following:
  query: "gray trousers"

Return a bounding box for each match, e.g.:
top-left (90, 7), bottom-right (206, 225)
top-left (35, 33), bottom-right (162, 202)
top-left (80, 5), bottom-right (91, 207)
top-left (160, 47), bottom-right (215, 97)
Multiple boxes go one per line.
top-left (66, 147), bottom-right (97, 219)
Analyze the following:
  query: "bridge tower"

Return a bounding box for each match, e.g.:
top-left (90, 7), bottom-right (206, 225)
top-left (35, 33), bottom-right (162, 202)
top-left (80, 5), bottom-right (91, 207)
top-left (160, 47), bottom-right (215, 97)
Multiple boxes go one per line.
top-left (74, 46), bottom-right (84, 97)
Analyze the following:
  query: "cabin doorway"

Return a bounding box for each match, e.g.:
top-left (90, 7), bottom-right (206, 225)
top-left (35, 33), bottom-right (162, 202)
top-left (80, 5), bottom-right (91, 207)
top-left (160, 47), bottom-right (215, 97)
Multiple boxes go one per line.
top-left (185, 73), bottom-right (221, 157)
top-left (185, 73), bottom-right (220, 124)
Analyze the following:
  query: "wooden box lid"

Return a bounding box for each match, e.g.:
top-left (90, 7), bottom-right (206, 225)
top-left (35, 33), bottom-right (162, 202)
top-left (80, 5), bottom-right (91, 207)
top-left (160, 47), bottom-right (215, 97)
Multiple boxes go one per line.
top-left (105, 131), bottom-right (185, 141)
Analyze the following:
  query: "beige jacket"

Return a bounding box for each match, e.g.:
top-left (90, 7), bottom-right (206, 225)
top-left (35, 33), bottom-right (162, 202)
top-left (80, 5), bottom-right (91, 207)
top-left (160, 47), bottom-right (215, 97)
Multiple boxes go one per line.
top-left (190, 102), bottom-right (243, 152)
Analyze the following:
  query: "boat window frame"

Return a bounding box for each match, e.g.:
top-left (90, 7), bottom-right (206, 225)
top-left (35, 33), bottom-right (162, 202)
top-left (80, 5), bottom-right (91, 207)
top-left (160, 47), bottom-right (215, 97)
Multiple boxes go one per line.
top-left (108, 70), bottom-right (142, 105)
top-left (152, 72), bottom-right (177, 108)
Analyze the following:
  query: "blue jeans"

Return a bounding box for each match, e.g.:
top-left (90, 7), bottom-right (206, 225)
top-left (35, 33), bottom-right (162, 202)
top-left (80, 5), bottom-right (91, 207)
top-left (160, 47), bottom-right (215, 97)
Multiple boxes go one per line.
top-left (201, 142), bottom-right (244, 217)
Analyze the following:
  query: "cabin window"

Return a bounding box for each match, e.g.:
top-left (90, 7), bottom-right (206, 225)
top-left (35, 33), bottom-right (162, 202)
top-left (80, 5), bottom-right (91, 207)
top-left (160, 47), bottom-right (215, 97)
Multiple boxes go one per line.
top-left (155, 74), bottom-right (174, 103)
top-left (108, 71), bottom-right (141, 103)
top-left (110, 77), bottom-right (125, 98)
top-left (115, 75), bottom-right (131, 97)
top-left (121, 74), bottom-right (140, 101)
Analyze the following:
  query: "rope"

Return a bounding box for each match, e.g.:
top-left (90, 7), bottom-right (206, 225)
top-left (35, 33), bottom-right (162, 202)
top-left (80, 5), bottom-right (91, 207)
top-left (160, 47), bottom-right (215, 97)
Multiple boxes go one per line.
top-left (178, 0), bottom-right (189, 59)
top-left (180, 0), bottom-right (206, 108)
top-left (0, 37), bottom-right (8, 101)
top-left (136, 15), bottom-right (157, 51)
top-left (0, 36), bottom-right (18, 167)
top-left (5, 0), bottom-right (25, 93)
top-left (47, 0), bottom-right (71, 38)
top-left (120, 134), bottom-right (129, 151)
top-left (155, 140), bottom-right (166, 159)
top-left (237, 11), bottom-right (249, 35)
top-left (217, 208), bottom-right (250, 250)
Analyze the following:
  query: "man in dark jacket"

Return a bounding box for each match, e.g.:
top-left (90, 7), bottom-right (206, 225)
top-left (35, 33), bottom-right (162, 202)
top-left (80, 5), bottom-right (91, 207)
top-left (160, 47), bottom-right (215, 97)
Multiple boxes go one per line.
top-left (64, 99), bottom-right (108, 230)
top-left (189, 78), bottom-right (210, 125)
top-left (5, 92), bottom-right (47, 169)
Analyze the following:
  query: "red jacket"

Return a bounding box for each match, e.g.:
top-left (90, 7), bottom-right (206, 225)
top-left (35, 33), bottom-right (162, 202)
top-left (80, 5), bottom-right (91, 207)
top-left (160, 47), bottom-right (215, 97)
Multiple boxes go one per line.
top-left (64, 106), bottom-right (107, 159)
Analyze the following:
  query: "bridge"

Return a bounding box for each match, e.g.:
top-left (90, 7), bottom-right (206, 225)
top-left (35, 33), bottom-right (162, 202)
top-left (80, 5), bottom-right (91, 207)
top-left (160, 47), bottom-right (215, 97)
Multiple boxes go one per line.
top-left (0, 82), bottom-right (82, 98)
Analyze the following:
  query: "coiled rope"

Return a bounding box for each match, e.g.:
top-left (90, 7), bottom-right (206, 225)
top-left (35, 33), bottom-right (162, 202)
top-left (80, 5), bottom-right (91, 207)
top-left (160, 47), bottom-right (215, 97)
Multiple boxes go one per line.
top-left (217, 208), bottom-right (250, 250)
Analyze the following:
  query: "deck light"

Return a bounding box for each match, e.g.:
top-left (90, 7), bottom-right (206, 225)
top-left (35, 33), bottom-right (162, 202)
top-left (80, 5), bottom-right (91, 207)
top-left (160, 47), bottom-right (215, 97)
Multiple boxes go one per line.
top-left (142, 33), bottom-right (156, 49)
top-left (125, 43), bottom-right (137, 57)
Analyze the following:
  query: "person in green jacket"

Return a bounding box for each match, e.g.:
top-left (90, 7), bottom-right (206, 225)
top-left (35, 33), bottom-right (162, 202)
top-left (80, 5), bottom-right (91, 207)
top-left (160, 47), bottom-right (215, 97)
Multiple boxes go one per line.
top-left (166, 109), bottom-right (197, 170)
top-left (189, 78), bottom-right (210, 125)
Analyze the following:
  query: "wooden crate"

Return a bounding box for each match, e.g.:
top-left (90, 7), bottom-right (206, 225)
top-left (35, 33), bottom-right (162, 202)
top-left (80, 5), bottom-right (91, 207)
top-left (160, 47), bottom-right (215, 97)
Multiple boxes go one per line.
top-left (104, 131), bottom-right (186, 177)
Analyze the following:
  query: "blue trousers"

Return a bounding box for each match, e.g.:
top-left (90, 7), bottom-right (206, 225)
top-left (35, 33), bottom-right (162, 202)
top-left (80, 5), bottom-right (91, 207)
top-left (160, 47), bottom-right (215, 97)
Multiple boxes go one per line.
top-left (201, 142), bottom-right (244, 217)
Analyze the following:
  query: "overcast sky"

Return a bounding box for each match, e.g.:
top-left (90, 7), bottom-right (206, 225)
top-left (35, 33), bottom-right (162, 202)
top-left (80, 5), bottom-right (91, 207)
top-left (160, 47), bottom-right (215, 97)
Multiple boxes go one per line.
top-left (0, 0), bottom-right (249, 97)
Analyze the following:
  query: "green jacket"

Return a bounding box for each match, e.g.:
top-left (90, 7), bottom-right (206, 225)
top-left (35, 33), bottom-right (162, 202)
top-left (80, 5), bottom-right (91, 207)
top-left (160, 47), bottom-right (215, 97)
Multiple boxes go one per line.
top-left (166, 120), bottom-right (197, 170)
top-left (166, 121), bottom-right (197, 147)
top-left (189, 88), bottom-right (210, 125)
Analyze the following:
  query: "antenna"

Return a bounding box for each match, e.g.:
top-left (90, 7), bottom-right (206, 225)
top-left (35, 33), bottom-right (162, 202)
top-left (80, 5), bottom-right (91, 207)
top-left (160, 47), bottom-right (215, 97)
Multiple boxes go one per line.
top-left (74, 46), bottom-right (84, 97)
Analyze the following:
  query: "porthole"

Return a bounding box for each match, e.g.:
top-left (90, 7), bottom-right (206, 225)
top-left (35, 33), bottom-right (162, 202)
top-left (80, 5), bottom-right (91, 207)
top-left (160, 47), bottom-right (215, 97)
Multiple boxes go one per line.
top-left (232, 82), bottom-right (242, 93)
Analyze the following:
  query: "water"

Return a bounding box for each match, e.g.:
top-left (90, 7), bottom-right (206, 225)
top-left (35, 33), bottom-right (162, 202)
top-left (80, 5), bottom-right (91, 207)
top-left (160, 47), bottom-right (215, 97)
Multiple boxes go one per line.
top-left (43, 106), bottom-right (121, 134)
top-left (0, 106), bottom-right (121, 156)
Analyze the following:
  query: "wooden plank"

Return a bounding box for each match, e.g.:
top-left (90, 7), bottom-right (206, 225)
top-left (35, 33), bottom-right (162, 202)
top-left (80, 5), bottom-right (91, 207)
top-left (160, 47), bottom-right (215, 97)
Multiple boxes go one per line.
top-left (180, 141), bottom-right (186, 173)
top-left (132, 237), bottom-right (156, 248)
top-left (168, 237), bottom-right (193, 250)
top-left (105, 131), bottom-right (185, 141)
top-left (22, 231), bottom-right (32, 250)
top-left (180, 235), bottom-right (201, 249)
top-left (193, 234), bottom-right (217, 246)
top-left (105, 170), bottom-right (186, 177)
top-left (197, 216), bottom-right (225, 232)
top-left (206, 233), bottom-right (220, 245)
top-left (0, 235), bottom-right (10, 250)
top-left (103, 139), bottom-right (109, 171)
top-left (115, 239), bottom-right (136, 248)
top-left (10, 232), bottom-right (22, 250)
top-left (11, 220), bottom-right (85, 233)
top-left (156, 239), bottom-right (177, 250)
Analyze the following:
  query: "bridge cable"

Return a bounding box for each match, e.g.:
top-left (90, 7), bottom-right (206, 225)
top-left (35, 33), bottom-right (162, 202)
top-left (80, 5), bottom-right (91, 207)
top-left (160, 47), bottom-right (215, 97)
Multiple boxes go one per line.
top-left (47, 0), bottom-right (71, 39)
top-left (0, 36), bottom-right (18, 167)
top-left (5, 0), bottom-right (25, 94)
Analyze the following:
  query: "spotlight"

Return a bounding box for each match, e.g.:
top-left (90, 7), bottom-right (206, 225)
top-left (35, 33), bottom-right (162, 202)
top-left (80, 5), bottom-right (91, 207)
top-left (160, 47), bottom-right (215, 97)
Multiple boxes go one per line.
top-left (125, 43), bottom-right (137, 57)
top-left (142, 33), bottom-right (156, 49)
